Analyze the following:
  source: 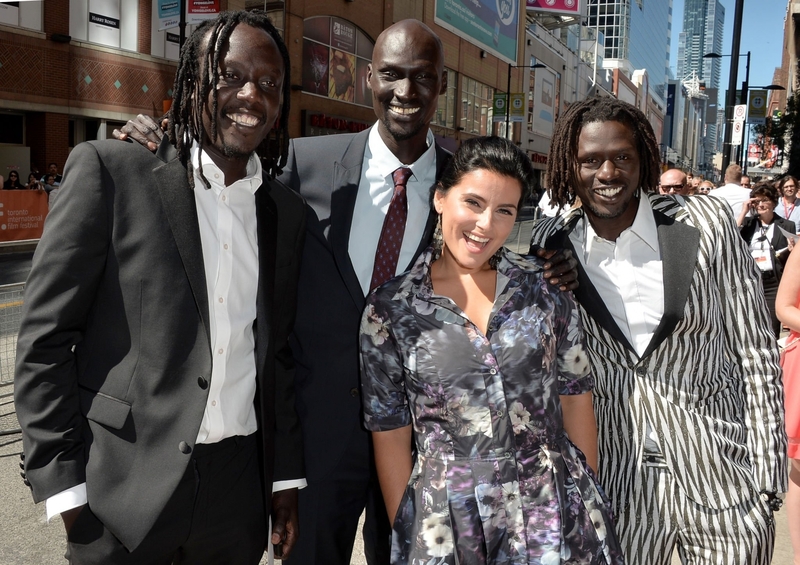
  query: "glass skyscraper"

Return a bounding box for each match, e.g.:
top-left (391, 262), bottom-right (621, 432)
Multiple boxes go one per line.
top-left (587, 0), bottom-right (672, 103)
top-left (676, 0), bottom-right (725, 169)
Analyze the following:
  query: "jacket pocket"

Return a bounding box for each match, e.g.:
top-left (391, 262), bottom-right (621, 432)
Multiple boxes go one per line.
top-left (79, 387), bottom-right (131, 430)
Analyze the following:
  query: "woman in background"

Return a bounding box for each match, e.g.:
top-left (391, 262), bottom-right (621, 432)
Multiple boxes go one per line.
top-left (737, 182), bottom-right (795, 338)
top-left (360, 136), bottom-right (622, 564)
top-left (3, 170), bottom-right (24, 190)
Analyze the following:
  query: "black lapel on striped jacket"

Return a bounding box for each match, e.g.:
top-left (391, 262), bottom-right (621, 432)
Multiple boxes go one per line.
top-left (545, 212), bottom-right (636, 353)
top-left (641, 206), bottom-right (700, 358)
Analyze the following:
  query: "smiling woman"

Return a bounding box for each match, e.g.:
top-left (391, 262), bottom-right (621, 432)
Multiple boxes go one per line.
top-left (359, 136), bottom-right (624, 564)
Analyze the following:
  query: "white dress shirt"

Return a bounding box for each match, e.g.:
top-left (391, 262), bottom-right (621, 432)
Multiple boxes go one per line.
top-left (776, 198), bottom-right (800, 233)
top-left (570, 195), bottom-right (664, 452)
top-left (46, 144), bottom-right (304, 521)
top-left (709, 183), bottom-right (751, 217)
top-left (570, 195), bottom-right (664, 356)
top-left (348, 125), bottom-right (437, 295)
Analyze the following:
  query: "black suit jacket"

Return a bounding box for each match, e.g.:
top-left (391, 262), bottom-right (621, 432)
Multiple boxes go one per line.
top-left (14, 138), bottom-right (306, 550)
top-left (739, 214), bottom-right (796, 281)
top-left (278, 127), bottom-right (450, 481)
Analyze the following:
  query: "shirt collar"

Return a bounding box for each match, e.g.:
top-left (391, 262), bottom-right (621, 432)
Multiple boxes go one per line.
top-left (366, 124), bottom-right (436, 183)
top-left (189, 141), bottom-right (262, 195)
top-left (577, 191), bottom-right (659, 258)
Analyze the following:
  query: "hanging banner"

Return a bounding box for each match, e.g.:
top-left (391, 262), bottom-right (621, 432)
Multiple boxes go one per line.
top-left (158, 0), bottom-right (180, 31)
top-left (0, 190), bottom-right (48, 242)
top-left (526, 0), bottom-right (582, 15)
top-left (492, 93), bottom-right (508, 122)
top-left (187, 0), bottom-right (219, 25)
top-left (434, 0), bottom-right (520, 65)
top-left (510, 93), bottom-right (525, 122)
top-left (532, 68), bottom-right (556, 136)
top-left (747, 89), bottom-right (768, 125)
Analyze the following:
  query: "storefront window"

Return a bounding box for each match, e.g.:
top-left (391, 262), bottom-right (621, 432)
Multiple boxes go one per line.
top-left (460, 76), bottom-right (493, 135)
top-left (70, 0), bottom-right (138, 52)
top-left (432, 68), bottom-right (456, 129)
top-left (0, 2), bottom-right (42, 31)
top-left (302, 16), bottom-right (373, 108)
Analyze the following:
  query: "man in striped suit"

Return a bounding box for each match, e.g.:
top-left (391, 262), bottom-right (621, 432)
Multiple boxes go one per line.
top-left (530, 96), bottom-right (787, 564)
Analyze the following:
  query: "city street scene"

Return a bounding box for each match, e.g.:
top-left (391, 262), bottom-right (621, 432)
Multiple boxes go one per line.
top-left (1, 0), bottom-right (800, 563)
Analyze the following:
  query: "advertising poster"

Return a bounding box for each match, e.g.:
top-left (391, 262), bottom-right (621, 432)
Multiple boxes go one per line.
top-left (303, 41), bottom-right (329, 96)
top-left (158, 0), bottom-right (180, 31)
top-left (88, 0), bottom-right (120, 48)
top-left (0, 3), bottom-right (19, 27)
top-left (526, 0), bottom-right (582, 15)
top-left (329, 50), bottom-right (355, 103)
top-left (187, 0), bottom-right (219, 24)
top-left (532, 68), bottom-right (555, 136)
top-left (434, 0), bottom-right (519, 64)
top-left (0, 190), bottom-right (48, 242)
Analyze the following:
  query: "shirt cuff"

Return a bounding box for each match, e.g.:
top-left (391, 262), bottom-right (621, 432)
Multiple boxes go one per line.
top-left (272, 478), bottom-right (307, 493)
top-left (46, 483), bottom-right (87, 521)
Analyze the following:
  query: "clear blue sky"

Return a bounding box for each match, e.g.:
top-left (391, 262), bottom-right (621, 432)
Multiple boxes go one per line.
top-left (669, 0), bottom-right (787, 93)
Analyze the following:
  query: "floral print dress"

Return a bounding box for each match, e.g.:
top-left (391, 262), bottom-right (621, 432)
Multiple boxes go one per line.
top-left (360, 247), bottom-right (624, 565)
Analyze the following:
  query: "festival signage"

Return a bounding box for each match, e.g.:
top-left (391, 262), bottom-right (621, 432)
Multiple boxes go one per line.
top-left (526, 0), bottom-right (582, 15)
top-left (0, 190), bottom-right (48, 242)
top-left (434, 0), bottom-right (520, 64)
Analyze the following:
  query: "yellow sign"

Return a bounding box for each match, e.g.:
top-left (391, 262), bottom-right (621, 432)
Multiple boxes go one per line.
top-left (748, 89), bottom-right (768, 124)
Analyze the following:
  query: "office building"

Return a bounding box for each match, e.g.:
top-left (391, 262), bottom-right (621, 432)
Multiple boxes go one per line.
top-left (586, 0), bottom-right (672, 103)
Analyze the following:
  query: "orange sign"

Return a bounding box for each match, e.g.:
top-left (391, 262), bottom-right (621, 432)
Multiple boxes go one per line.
top-left (0, 190), bottom-right (48, 242)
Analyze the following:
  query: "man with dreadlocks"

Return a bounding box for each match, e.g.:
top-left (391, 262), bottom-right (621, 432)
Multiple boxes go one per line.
top-left (529, 96), bottom-right (786, 564)
top-left (14, 10), bottom-right (305, 563)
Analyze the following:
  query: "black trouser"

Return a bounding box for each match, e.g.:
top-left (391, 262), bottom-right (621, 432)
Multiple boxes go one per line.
top-left (283, 428), bottom-right (391, 565)
top-left (761, 270), bottom-right (781, 339)
top-left (65, 434), bottom-right (266, 565)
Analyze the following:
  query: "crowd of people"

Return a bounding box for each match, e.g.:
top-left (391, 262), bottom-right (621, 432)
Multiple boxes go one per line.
top-left (10, 8), bottom-right (798, 565)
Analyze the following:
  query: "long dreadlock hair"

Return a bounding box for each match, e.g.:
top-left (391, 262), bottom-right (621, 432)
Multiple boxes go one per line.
top-left (168, 10), bottom-right (291, 188)
top-left (547, 95), bottom-right (661, 209)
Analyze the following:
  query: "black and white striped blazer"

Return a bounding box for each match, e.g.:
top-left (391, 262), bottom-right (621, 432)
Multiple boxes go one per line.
top-left (530, 193), bottom-right (787, 515)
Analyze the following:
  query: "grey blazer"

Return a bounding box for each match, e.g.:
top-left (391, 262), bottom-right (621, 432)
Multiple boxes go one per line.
top-left (14, 137), bottom-right (306, 550)
top-left (529, 193), bottom-right (787, 515)
top-left (278, 127), bottom-right (451, 481)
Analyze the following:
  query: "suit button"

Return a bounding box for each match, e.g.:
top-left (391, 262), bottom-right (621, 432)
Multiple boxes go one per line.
top-left (198, 376), bottom-right (208, 389)
top-left (178, 441), bottom-right (192, 454)
top-left (350, 387), bottom-right (359, 398)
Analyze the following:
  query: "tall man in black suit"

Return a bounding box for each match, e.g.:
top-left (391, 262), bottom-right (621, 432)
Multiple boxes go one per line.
top-left (14, 11), bottom-right (305, 564)
top-left (277, 20), bottom-right (449, 564)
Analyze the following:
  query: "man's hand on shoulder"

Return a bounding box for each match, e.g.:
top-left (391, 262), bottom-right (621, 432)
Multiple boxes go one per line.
top-left (112, 114), bottom-right (166, 152)
top-left (532, 246), bottom-right (579, 291)
top-left (270, 487), bottom-right (299, 559)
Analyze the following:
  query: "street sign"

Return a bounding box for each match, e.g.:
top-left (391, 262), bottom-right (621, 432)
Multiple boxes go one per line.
top-left (731, 120), bottom-right (744, 146)
top-left (733, 104), bottom-right (747, 121)
top-left (748, 90), bottom-right (768, 125)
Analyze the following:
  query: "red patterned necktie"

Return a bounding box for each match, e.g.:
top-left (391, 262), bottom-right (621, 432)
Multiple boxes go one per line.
top-left (369, 167), bottom-right (412, 291)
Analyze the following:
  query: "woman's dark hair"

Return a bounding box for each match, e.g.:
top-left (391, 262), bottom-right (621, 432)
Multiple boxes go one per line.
top-left (779, 175), bottom-right (798, 194)
top-left (433, 136), bottom-right (534, 208)
top-left (27, 172), bottom-right (36, 182)
top-left (751, 182), bottom-right (779, 205)
top-left (547, 95), bottom-right (661, 208)
top-left (168, 10), bottom-right (291, 188)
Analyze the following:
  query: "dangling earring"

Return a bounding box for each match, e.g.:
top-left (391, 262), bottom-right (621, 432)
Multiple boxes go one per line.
top-left (432, 213), bottom-right (443, 260)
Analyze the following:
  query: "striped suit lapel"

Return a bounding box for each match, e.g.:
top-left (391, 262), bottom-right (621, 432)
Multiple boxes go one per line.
top-left (641, 199), bottom-right (700, 358)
